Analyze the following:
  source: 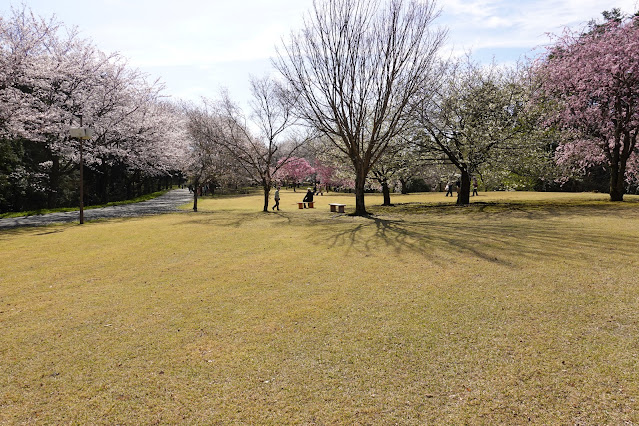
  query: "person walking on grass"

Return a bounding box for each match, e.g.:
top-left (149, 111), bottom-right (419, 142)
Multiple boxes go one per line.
top-left (272, 187), bottom-right (281, 211)
top-left (472, 178), bottom-right (478, 196)
top-left (445, 182), bottom-right (453, 197)
top-left (302, 187), bottom-right (314, 208)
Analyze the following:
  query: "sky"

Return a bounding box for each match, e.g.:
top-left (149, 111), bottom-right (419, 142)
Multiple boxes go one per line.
top-left (4, 0), bottom-right (639, 108)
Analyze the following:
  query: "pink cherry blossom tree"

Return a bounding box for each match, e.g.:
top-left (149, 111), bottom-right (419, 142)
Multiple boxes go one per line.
top-left (312, 160), bottom-right (335, 188)
top-left (274, 156), bottom-right (314, 191)
top-left (536, 14), bottom-right (639, 201)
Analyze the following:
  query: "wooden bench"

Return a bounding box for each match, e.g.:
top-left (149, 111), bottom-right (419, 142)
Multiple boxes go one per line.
top-left (297, 202), bottom-right (314, 209)
top-left (329, 203), bottom-right (346, 213)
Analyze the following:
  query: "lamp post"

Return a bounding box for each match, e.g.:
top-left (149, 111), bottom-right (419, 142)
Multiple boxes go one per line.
top-left (69, 117), bottom-right (93, 225)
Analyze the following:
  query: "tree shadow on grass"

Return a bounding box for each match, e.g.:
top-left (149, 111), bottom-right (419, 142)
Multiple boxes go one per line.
top-left (380, 200), bottom-right (639, 220)
top-left (318, 207), bottom-right (639, 267)
top-left (179, 210), bottom-right (295, 229)
top-left (322, 215), bottom-right (515, 266)
top-left (0, 223), bottom-right (72, 241)
top-left (176, 203), bottom-right (639, 268)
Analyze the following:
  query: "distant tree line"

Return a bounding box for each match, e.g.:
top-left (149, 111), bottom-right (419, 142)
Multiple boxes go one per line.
top-left (3, 2), bottom-right (638, 215)
top-left (185, 1), bottom-right (639, 213)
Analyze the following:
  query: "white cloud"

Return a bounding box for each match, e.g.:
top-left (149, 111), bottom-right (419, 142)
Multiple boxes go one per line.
top-left (440, 0), bottom-right (639, 57)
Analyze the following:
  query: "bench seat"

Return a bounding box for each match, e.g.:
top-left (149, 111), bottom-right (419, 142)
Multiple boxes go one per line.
top-left (329, 203), bottom-right (346, 213)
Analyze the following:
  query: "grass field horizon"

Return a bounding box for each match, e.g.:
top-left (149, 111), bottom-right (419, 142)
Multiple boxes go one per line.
top-left (1, 190), bottom-right (638, 423)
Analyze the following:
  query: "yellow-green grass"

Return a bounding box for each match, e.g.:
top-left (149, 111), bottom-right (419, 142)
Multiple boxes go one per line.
top-left (1, 190), bottom-right (639, 424)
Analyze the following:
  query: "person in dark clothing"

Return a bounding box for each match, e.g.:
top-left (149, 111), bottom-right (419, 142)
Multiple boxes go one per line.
top-left (272, 187), bottom-right (281, 210)
top-left (445, 182), bottom-right (453, 197)
top-left (302, 188), bottom-right (314, 208)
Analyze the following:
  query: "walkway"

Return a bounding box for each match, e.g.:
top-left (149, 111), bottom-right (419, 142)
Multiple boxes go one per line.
top-left (0, 189), bottom-right (193, 230)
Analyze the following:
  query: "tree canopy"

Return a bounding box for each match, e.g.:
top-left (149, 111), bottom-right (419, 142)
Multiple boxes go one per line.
top-left (0, 5), bottom-right (187, 212)
top-left (274, 0), bottom-right (446, 215)
top-left (536, 13), bottom-right (639, 201)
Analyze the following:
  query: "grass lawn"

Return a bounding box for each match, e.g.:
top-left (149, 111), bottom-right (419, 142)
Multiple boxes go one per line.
top-left (1, 190), bottom-right (638, 424)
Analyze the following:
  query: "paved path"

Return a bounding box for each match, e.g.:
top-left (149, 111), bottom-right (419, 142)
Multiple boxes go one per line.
top-left (0, 189), bottom-right (193, 230)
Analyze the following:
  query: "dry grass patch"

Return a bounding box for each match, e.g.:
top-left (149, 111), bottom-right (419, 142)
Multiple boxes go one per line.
top-left (1, 190), bottom-right (638, 424)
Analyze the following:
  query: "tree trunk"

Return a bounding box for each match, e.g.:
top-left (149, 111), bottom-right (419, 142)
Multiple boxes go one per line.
top-left (354, 167), bottom-right (368, 215)
top-left (193, 179), bottom-right (199, 212)
top-left (400, 178), bottom-right (408, 194)
top-left (260, 175), bottom-right (272, 212)
top-left (381, 179), bottom-right (392, 206)
top-left (456, 169), bottom-right (471, 205)
top-left (263, 185), bottom-right (271, 212)
top-left (609, 162), bottom-right (625, 202)
top-left (137, 172), bottom-right (142, 197)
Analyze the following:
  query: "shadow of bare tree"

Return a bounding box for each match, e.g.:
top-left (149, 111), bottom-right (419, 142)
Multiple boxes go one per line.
top-left (316, 204), bottom-right (639, 268)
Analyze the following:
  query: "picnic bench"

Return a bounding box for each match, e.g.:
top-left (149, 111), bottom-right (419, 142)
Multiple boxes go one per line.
top-left (298, 202), bottom-right (314, 209)
top-left (329, 203), bottom-right (346, 213)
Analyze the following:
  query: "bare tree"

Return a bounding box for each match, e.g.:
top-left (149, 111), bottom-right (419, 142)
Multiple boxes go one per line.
top-left (184, 107), bottom-right (245, 211)
top-left (274, 0), bottom-right (446, 215)
top-left (185, 77), bottom-right (308, 212)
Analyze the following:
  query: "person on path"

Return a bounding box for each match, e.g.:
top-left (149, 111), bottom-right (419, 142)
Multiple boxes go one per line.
top-left (472, 178), bottom-right (478, 196)
top-left (302, 188), bottom-right (314, 208)
top-left (272, 187), bottom-right (281, 210)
